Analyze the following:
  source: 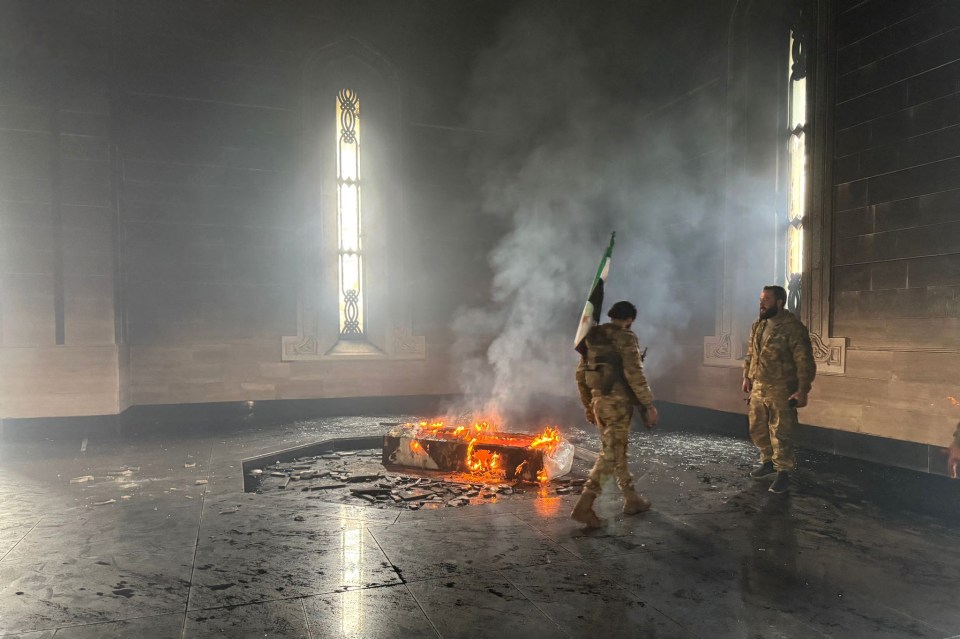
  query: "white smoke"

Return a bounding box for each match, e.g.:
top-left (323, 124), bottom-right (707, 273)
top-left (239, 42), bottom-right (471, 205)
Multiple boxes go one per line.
top-left (448, 1), bottom-right (736, 426)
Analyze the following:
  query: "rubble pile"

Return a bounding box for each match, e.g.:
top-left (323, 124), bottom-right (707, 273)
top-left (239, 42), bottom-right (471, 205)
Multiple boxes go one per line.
top-left (248, 448), bottom-right (589, 510)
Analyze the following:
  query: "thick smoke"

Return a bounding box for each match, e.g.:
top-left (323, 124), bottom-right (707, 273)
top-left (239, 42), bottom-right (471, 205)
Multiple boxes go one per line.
top-left (449, 1), bottom-right (743, 427)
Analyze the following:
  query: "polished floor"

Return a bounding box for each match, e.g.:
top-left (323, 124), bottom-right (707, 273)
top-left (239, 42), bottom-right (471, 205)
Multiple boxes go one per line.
top-left (1, 415), bottom-right (959, 638)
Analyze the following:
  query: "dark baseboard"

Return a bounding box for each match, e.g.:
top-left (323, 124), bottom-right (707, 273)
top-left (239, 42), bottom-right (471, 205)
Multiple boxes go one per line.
top-left (0, 395), bottom-right (950, 477)
top-left (653, 400), bottom-right (949, 478)
top-left (0, 394), bottom-right (460, 441)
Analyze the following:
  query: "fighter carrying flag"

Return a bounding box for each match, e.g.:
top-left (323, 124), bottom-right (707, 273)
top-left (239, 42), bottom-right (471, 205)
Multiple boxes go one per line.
top-left (574, 231), bottom-right (615, 356)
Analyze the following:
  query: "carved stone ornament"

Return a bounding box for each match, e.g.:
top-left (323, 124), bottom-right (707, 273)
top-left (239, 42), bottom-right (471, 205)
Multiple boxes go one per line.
top-left (391, 322), bottom-right (425, 358)
top-left (809, 332), bottom-right (845, 374)
top-left (703, 333), bottom-right (741, 368)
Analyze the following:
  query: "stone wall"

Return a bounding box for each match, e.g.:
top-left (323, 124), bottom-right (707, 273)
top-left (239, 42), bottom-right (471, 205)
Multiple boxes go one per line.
top-left (0, 1), bottom-right (120, 417)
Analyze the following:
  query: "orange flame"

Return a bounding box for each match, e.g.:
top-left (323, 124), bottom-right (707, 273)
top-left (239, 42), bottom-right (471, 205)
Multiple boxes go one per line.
top-left (949, 397), bottom-right (960, 408)
top-left (529, 427), bottom-right (560, 452)
top-left (399, 419), bottom-right (563, 482)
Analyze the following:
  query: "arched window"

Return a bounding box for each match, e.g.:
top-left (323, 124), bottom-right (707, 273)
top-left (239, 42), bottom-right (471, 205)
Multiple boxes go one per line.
top-left (336, 88), bottom-right (364, 338)
top-left (281, 40), bottom-right (423, 361)
top-left (785, 20), bottom-right (807, 314)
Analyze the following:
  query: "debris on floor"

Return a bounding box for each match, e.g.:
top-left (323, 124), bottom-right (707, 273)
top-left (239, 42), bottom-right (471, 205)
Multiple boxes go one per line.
top-left (247, 448), bottom-right (590, 510)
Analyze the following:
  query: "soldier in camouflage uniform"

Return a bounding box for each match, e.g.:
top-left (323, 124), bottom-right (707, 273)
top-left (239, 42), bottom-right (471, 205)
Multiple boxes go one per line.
top-left (572, 300), bottom-right (658, 528)
top-left (742, 285), bottom-right (816, 494)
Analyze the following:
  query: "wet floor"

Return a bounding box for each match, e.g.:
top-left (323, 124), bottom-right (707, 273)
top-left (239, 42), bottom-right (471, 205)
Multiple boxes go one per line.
top-left (1, 416), bottom-right (959, 638)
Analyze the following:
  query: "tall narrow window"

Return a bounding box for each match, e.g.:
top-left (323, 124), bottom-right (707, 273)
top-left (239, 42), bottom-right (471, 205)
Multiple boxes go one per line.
top-left (785, 28), bottom-right (807, 314)
top-left (336, 88), bottom-right (364, 338)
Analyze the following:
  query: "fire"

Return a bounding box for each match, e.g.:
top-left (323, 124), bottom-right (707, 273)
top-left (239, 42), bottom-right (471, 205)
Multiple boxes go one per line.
top-left (529, 427), bottom-right (561, 452)
top-left (949, 397), bottom-right (960, 408)
top-left (400, 418), bottom-right (565, 482)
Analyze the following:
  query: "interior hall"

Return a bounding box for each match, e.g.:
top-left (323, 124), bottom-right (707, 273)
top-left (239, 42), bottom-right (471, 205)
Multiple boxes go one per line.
top-left (1, 0), bottom-right (960, 637)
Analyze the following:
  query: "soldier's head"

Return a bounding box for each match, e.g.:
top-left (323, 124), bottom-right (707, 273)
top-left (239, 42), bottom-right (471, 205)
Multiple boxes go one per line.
top-left (759, 285), bottom-right (787, 319)
top-left (607, 300), bottom-right (637, 328)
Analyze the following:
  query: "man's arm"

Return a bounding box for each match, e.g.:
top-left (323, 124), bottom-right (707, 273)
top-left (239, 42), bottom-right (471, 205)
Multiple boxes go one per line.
top-left (788, 324), bottom-right (817, 407)
top-left (742, 321), bottom-right (756, 393)
top-left (619, 332), bottom-right (658, 427)
top-left (619, 332), bottom-right (654, 408)
top-left (575, 358), bottom-right (595, 424)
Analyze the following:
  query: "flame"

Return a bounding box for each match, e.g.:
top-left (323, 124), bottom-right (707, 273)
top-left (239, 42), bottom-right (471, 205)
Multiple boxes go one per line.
top-left (397, 419), bottom-right (564, 482)
top-left (529, 427), bottom-right (560, 452)
top-left (949, 397), bottom-right (960, 408)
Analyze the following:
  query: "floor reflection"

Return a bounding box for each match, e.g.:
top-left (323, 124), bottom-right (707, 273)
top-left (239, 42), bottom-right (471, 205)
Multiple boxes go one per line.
top-left (740, 491), bottom-right (800, 635)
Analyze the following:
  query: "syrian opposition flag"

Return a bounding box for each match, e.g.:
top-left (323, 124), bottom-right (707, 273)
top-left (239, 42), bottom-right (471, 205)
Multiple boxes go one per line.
top-left (574, 231), bottom-right (615, 356)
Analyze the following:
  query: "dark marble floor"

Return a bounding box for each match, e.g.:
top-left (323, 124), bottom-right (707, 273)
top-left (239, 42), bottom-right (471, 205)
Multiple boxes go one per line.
top-left (1, 415), bottom-right (960, 638)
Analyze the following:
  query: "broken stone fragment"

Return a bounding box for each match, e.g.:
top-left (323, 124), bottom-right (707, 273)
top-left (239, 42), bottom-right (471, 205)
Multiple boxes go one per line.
top-left (195, 479), bottom-right (208, 485)
top-left (294, 515), bottom-right (305, 522)
top-left (350, 487), bottom-right (392, 497)
top-left (309, 484), bottom-right (347, 491)
top-left (270, 472), bottom-right (286, 478)
top-left (184, 463), bottom-right (196, 468)
top-left (93, 499), bottom-right (116, 506)
top-left (219, 507), bottom-right (240, 515)
top-left (556, 487), bottom-right (571, 495)
top-left (250, 469), bottom-right (264, 476)
top-left (70, 475), bottom-right (95, 484)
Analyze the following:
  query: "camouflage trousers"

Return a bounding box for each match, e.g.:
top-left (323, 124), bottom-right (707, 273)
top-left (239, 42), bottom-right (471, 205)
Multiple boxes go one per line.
top-left (584, 395), bottom-right (635, 496)
top-left (748, 384), bottom-right (797, 471)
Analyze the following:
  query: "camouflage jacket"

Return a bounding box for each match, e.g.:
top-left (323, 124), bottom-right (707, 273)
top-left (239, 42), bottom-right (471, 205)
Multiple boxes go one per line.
top-left (576, 323), bottom-right (655, 410)
top-left (743, 310), bottom-right (816, 394)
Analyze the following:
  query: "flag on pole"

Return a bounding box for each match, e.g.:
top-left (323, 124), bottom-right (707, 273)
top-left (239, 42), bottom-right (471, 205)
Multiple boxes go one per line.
top-left (574, 231), bottom-right (615, 355)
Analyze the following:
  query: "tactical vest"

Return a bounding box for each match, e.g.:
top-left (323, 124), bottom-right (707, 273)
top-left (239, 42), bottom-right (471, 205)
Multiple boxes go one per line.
top-left (583, 325), bottom-right (623, 396)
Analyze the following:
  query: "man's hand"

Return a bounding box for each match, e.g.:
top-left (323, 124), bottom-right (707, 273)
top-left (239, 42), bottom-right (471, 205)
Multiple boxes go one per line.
top-left (742, 378), bottom-right (752, 394)
top-left (642, 405), bottom-right (659, 429)
top-left (584, 408), bottom-right (597, 425)
top-left (949, 443), bottom-right (960, 479)
top-left (787, 390), bottom-right (809, 408)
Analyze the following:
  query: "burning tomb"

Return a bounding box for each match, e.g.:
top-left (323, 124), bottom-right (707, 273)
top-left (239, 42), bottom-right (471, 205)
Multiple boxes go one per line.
top-left (382, 420), bottom-right (574, 482)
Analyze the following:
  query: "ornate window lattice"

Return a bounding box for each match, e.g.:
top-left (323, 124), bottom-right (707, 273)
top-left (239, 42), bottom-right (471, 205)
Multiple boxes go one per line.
top-left (336, 88), bottom-right (364, 338)
top-left (785, 25), bottom-right (807, 314)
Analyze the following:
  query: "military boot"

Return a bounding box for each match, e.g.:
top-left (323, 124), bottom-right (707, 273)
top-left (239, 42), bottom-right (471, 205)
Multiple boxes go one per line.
top-left (749, 461), bottom-right (776, 479)
top-left (570, 489), bottom-right (606, 528)
top-left (768, 471), bottom-right (790, 494)
top-left (622, 488), bottom-right (652, 515)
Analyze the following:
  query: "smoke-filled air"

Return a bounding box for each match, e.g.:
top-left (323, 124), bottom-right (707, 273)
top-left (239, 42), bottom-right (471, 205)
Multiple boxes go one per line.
top-left (446, 1), bottom-right (770, 427)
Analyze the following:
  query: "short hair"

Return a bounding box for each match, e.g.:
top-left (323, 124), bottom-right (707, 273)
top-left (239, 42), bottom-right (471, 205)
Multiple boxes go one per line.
top-left (607, 300), bottom-right (637, 320)
top-left (763, 285), bottom-right (787, 304)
